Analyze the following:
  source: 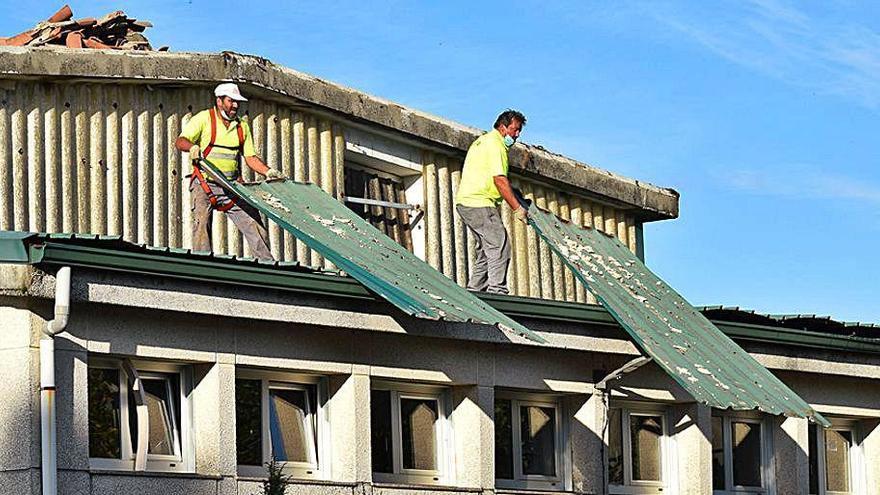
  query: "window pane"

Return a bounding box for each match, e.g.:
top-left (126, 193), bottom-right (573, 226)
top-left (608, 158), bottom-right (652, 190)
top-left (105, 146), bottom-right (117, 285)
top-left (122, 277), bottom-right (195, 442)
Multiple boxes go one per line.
top-left (235, 379), bottom-right (263, 466)
top-left (808, 424), bottom-right (819, 495)
top-left (494, 399), bottom-right (514, 479)
top-left (343, 167), bottom-right (413, 251)
top-left (88, 368), bottom-right (122, 459)
top-left (371, 390), bottom-right (394, 473)
top-left (631, 415), bottom-right (663, 482)
top-left (608, 408), bottom-right (624, 485)
top-left (401, 398), bottom-right (438, 470)
top-left (712, 416), bottom-right (724, 490)
top-left (732, 421), bottom-right (762, 487)
top-left (142, 377), bottom-right (179, 456)
top-left (520, 405), bottom-right (556, 476)
top-left (825, 430), bottom-right (852, 493)
top-left (269, 388), bottom-right (313, 463)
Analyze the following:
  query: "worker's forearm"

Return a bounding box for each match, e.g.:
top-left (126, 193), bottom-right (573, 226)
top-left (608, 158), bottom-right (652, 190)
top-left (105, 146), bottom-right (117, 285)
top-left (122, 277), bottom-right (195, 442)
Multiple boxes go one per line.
top-left (175, 137), bottom-right (194, 152)
top-left (494, 176), bottom-right (521, 211)
top-left (245, 155), bottom-right (270, 175)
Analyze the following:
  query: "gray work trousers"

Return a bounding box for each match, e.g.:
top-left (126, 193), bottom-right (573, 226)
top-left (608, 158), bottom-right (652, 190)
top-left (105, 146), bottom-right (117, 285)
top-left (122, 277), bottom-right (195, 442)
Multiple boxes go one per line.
top-left (455, 204), bottom-right (511, 294)
top-left (190, 179), bottom-right (274, 261)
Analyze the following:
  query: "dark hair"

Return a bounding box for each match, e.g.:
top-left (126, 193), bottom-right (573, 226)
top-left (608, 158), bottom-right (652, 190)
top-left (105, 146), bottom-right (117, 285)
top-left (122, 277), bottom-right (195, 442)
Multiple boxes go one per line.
top-left (494, 109), bottom-right (527, 129)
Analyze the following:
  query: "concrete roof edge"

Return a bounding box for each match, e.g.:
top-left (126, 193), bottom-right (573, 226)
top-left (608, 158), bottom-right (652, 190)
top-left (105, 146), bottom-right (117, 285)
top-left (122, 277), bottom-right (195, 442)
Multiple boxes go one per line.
top-left (0, 47), bottom-right (678, 221)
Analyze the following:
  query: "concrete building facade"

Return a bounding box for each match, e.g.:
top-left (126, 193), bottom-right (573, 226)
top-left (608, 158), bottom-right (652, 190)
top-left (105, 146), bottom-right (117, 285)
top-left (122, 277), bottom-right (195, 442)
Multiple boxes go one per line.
top-left (0, 47), bottom-right (879, 495)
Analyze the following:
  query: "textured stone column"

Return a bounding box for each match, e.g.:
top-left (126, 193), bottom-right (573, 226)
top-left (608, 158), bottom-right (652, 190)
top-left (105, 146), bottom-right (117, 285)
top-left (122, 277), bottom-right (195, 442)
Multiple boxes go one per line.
top-left (670, 403), bottom-right (712, 495)
top-left (0, 307), bottom-right (41, 494)
top-left (192, 361), bottom-right (237, 476)
top-left (329, 366), bottom-right (372, 482)
top-left (859, 418), bottom-right (880, 494)
top-left (451, 385), bottom-right (494, 488)
top-left (572, 392), bottom-right (607, 494)
top-left (773, 416), bottom-right (809, 495)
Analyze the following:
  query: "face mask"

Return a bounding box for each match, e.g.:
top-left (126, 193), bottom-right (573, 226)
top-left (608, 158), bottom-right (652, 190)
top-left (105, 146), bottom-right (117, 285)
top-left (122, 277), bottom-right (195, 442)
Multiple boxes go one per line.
top-left (503, 135), bottom-right (515, 148)
top-left (220, 109), bottom-right (233, 121)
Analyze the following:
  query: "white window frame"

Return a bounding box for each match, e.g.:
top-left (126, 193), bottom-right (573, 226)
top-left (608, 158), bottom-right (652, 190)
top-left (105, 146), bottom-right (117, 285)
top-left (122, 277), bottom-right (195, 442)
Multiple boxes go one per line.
top-left (607, 403), bottom-right (671, 495)
top-left (371, 381), bottom-right (452, 485)
top-left (810, 419), bottom-right (865, 495)
top-left (713, 413), bottom-right (775, 495)
top-left (236, 369), bottom-right (329, 480)
top-left (87, 357), bottom-right (192, 473)
top-left (495, 391), bottom-right (568, 491)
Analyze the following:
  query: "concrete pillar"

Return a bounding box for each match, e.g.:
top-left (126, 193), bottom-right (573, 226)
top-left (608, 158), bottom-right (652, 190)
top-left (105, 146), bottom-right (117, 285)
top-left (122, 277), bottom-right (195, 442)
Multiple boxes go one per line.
top-left (0, 307), bottom-right (41, 494)
top-left (55, 348), bottom-right (90, 471)
top-left (670, 403), bottom-right (712, 495)
top-left (450, 385), bottom-right (494, 488)
top-left (329, 367), bottom-right (372, 482)
top-left (572, 393), bottom-right (606, 494)
top-left (192, 362), bottom-right (237, 476)
top-left (859, 419), bottom-right (880, 494)
top-left (773, 416), bottom-right (809, 495)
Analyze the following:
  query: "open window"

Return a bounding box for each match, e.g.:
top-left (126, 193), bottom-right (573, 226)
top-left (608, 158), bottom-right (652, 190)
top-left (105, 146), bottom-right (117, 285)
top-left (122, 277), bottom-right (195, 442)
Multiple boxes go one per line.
top-left (235, 370), bottom-right (328, 479)
top-left (712, 413), bottom-right (773, 494)
top-left (607, 404), bottom-right (668, 494)
top-left (343, 163), bottom-right (418, 251)
top-left (87, 358), bottom-right (191, 472)
top-left (371, 382), bottom-right (451, 484)
top-left (495, 391), bottom-right (567, 490)
top-left (809, 420), bottom-right (863, 495)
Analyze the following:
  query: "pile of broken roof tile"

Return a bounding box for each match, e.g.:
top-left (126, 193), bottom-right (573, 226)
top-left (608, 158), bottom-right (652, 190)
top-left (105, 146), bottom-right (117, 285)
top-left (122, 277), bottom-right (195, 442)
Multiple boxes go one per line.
top-left (0, 4), bottom-right (164, 51)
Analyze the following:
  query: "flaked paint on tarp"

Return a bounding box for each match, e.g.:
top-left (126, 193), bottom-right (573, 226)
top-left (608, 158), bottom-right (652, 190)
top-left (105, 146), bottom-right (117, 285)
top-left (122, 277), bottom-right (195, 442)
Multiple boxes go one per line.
top-left (200, 158), bottom-right (544, 343)
top-left (525, 202), bottom-right (828, 426)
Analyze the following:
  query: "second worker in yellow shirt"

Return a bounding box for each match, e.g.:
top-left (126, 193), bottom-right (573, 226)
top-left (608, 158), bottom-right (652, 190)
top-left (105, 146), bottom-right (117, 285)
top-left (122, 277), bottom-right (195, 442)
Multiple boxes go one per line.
top-left (455, 110), bottom-right (528, 294)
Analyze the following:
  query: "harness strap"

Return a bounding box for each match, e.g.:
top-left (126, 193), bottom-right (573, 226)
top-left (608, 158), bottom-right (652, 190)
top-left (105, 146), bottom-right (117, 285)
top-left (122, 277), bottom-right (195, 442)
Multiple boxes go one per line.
top-left (191, 108), bottom-right (246, 212)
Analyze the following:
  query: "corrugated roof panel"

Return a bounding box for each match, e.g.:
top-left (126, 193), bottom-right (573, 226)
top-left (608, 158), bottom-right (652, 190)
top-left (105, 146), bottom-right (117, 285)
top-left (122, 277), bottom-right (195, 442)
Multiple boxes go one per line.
top-left (525, 205), bottom-right (829, 426)
top-left (699, 306), bottom-right (880, 338)
top-left (200, 160), bottom-right (543, 343)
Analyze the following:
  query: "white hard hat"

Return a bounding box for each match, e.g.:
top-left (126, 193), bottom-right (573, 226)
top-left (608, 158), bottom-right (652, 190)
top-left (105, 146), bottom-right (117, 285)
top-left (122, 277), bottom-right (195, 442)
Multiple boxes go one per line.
top-left (214, 83), bottom-right (248, 102)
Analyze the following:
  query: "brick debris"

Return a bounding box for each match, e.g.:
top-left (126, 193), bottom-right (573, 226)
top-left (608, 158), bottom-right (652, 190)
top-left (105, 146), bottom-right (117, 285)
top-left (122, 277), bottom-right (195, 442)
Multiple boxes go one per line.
top-left (0, 4), bottom-right (163, 51)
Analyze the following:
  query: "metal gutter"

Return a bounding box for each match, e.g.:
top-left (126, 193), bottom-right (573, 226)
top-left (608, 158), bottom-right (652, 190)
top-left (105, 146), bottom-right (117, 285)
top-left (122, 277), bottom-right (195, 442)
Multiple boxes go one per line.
top-left (714, 320), bottom-right (880, 354)
top-left (478, 292), bottom-right (619, 326)
top-left (28, 240), bottom-right (375, 301)
top-left (3, 232), bottom-right (879, 355)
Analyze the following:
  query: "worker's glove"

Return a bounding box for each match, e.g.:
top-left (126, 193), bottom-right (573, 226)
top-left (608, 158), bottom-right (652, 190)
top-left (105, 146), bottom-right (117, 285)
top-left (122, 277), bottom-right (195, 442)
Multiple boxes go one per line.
top-left (188, 144), bottom-right (201, 162)
top-left (514, 206), bottom-right (529, 224)
top-left (265, 168), bottom-right (284, 179)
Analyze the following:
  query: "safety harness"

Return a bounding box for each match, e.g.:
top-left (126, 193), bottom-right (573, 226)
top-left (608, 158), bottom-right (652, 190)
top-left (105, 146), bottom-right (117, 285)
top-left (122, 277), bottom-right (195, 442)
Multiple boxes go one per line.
top-left (191, 108), bottom-right (245, 212)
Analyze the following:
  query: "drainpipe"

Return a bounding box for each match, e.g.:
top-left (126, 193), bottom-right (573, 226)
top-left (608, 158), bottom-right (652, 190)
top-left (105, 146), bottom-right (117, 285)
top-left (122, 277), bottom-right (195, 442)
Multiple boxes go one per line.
top-left (41, 266), bottom-right (71, 495)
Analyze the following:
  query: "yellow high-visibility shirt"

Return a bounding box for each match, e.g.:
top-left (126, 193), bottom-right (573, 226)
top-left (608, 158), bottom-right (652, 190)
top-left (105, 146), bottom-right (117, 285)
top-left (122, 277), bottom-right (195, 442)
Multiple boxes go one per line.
top-left (179, 109), bottom-right (257, 177)
top-left (455, 129), bottom-right (509, 207)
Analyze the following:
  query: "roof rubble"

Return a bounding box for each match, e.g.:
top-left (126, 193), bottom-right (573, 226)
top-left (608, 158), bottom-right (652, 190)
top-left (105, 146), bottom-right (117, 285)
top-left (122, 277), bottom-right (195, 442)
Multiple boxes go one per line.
top-left (0, 4), bottom-right (164, 51)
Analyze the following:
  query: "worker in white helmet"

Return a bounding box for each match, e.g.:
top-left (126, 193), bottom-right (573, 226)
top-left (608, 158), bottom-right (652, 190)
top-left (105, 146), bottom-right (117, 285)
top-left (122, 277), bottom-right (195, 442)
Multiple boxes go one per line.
top-left (175, 83), bottom-right (282, 260)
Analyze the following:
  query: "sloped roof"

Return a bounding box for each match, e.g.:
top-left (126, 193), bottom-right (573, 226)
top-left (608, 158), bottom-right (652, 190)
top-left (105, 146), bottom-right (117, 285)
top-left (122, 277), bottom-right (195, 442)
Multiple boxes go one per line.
top-left (0, 46), bottom-right (679, 220)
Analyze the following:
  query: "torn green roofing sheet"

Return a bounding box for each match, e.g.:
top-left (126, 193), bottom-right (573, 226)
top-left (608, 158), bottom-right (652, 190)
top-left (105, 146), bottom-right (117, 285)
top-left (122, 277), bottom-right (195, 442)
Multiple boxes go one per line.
top-left (524, 203), bottom-right (829, 426)
top-left (198, 158), bottom-right (544, 343)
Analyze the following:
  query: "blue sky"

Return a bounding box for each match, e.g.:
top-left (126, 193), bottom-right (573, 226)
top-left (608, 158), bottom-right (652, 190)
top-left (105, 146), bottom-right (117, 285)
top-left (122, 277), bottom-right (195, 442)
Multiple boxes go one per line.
top-left (4, 1), bottom-right (879, 322)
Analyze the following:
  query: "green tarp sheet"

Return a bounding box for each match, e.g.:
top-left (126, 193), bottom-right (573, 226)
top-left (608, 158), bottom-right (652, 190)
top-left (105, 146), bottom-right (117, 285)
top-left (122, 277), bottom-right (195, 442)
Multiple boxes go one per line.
top-left (524, 202), bottom-right (828, 425)
top-left (200, 158), bottom-right (544, 343)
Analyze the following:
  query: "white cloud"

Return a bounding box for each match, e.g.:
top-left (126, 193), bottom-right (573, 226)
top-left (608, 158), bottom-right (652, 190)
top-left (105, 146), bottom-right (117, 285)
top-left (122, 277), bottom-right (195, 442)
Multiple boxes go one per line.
top-left (722, 166), bottom-right (880, 205)
top-left (646, 0), bottom-right (880, 108)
